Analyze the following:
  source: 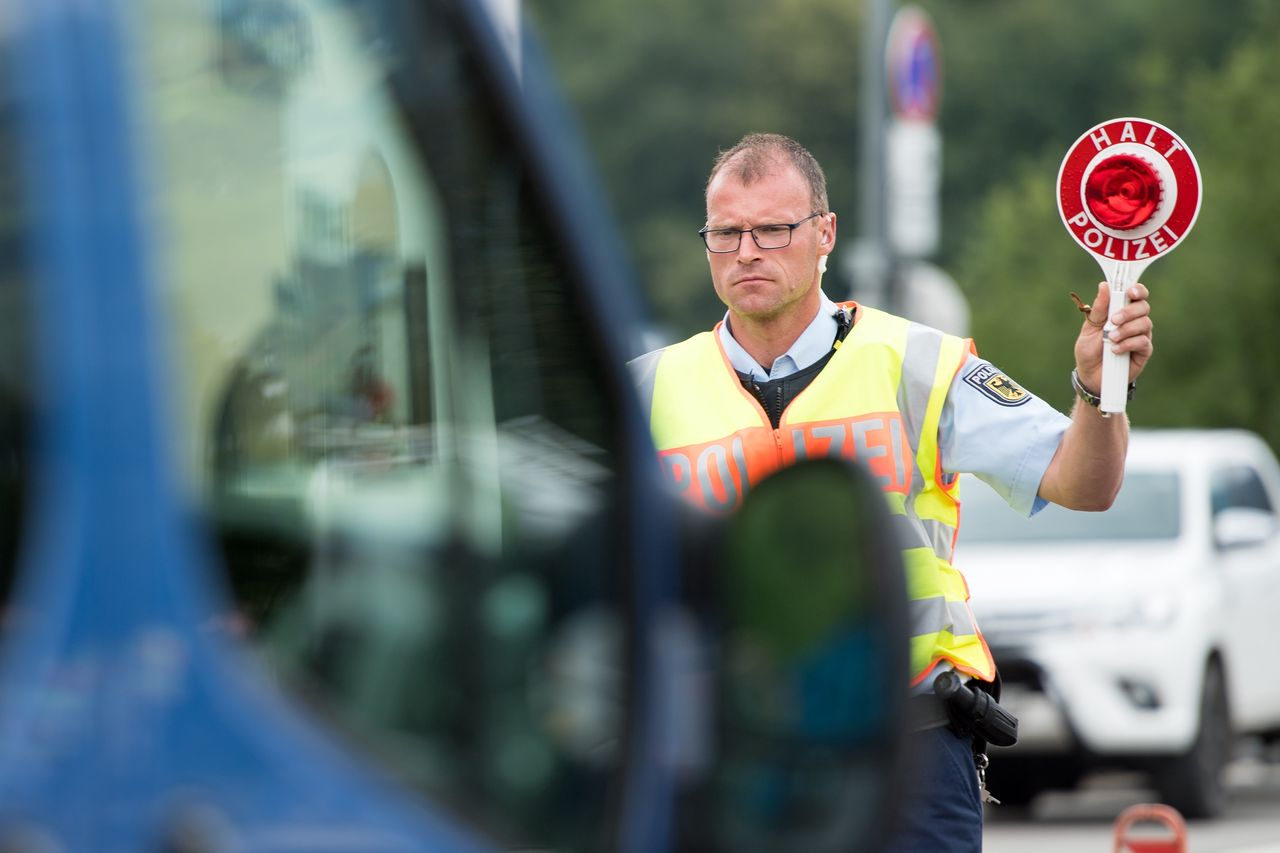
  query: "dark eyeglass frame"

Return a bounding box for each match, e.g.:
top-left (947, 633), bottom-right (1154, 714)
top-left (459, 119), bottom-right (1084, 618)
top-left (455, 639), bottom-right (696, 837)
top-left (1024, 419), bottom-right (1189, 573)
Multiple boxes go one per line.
top-left (698, 212), bottom-right (825, 253)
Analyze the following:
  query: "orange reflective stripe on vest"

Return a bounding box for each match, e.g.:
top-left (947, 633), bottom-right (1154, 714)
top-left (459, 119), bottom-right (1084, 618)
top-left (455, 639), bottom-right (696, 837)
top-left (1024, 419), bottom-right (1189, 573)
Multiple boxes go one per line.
top-left (657, 413), bottom-right (913, 510)
top-left (643, 303), bottom-right (995, 683)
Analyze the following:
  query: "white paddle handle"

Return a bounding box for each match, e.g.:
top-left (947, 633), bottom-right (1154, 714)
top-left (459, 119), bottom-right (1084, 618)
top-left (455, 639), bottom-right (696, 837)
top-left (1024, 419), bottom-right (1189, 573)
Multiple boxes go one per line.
top-left (1097, 258), bottom-right (1147, 415)
top-left (1100, 277), bottom-right (1130, 414)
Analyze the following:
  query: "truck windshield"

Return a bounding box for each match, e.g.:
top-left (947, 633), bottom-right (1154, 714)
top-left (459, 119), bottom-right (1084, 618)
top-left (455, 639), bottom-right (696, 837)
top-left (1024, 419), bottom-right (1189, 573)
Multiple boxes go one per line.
top-left (958, 471), bottom-right (1182, 543)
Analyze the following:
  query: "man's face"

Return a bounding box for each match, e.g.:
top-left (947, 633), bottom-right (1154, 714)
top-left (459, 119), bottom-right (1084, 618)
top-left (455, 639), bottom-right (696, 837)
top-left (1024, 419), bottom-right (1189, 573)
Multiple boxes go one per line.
top-left (704, 163), bottom-right (835, 322)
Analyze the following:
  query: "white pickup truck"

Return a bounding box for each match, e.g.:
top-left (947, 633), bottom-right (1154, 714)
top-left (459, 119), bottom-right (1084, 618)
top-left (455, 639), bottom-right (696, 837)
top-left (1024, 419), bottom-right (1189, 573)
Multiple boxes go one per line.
top-left (955, 429), bottom-right (1280, 817)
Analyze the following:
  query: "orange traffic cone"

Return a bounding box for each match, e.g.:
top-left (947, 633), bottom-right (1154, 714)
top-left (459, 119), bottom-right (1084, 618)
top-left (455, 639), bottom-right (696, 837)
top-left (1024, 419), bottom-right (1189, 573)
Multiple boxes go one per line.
top-left (1112, 803), bottom-right (1187, 853)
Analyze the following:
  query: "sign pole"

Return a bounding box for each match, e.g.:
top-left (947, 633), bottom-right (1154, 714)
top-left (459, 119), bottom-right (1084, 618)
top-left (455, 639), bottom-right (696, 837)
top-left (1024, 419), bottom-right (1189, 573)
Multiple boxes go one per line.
top-left (857, 0), bottom-right (892, 312)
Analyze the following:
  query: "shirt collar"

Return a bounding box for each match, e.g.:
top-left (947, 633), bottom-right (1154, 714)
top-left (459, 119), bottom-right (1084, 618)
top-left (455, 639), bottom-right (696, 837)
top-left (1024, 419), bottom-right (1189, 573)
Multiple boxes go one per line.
top-left (718, 291), bottom-right (840, 381)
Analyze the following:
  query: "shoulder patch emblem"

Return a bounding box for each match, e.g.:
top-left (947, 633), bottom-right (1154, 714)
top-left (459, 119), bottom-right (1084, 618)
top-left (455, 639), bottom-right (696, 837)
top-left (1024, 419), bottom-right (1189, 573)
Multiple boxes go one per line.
top-left (963, 363), bottom-right (1030, 407)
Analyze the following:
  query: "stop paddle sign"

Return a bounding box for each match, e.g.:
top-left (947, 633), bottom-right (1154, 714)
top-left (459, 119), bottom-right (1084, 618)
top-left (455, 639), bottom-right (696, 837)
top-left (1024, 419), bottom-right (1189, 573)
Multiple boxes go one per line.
top-left (1057, 117), bottom-right (1201, 413)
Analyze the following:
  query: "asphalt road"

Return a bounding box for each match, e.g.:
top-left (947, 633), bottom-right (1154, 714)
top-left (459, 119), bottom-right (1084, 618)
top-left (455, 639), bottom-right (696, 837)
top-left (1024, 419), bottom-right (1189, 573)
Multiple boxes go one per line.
top-left (983, 753), bottom-right (1280, 852)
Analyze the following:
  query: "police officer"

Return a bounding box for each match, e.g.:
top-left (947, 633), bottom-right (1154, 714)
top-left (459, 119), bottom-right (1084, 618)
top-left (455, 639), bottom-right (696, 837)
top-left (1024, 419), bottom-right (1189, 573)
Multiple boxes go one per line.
top-left (629, 133), bottom-right (1152, 851)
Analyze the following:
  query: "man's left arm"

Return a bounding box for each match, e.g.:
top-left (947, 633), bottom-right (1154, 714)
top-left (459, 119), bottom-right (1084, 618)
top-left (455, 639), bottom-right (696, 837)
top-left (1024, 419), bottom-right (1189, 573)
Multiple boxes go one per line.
top-left (1037, 281), bottom-right (1154, 511)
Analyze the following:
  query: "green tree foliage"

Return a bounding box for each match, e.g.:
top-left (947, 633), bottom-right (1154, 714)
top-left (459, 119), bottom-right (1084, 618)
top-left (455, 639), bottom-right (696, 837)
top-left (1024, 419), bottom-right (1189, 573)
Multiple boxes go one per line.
top-left (527, 0), bottom-right (866, 336)
top-left (1166, 20), bottom-right (1280, 444)
top-left (950, 153), bottom-right (1088, 413)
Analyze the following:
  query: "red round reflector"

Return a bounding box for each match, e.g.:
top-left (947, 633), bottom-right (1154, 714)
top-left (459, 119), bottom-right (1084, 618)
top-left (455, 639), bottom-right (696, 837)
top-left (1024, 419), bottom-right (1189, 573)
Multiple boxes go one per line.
top-left (1085, 155), bottom-right (1160, 230)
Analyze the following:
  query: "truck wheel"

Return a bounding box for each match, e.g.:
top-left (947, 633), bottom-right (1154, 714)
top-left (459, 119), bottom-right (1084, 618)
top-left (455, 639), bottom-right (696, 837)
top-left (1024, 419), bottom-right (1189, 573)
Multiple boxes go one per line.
top-left (989, 772), bottom-right (1042, 809)
top-left (1156, 661), bottom-right (1232, 819)
top-left (987, 757), bottom-right (1078, 810)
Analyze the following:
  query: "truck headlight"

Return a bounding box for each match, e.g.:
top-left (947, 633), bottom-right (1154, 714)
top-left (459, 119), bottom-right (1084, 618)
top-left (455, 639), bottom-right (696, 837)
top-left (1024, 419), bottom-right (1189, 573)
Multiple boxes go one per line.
top-left (1084, 593), bottom-right (1178, 632)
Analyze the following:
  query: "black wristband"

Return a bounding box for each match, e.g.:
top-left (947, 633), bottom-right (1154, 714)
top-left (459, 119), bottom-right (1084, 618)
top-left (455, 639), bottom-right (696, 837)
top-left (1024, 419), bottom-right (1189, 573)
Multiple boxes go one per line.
top-left (1072, 368), bottom-right (1135, 406)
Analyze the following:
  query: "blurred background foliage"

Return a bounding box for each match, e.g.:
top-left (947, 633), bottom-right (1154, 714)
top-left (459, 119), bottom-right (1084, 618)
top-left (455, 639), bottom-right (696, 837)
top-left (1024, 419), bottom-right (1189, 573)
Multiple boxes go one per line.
top-left (527, 0), bottom-right (1280, 447)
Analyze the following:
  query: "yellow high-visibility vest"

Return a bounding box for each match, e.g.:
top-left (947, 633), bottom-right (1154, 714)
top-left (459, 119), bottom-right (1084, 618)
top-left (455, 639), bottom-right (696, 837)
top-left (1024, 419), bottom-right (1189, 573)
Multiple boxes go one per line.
top-left (633, 303), bottom-right (995, 685)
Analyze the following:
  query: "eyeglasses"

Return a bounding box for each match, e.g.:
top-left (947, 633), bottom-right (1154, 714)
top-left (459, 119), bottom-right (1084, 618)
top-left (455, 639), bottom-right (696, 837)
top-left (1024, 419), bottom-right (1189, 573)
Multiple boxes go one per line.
top-left (698, 212), bottom-right (825, 253)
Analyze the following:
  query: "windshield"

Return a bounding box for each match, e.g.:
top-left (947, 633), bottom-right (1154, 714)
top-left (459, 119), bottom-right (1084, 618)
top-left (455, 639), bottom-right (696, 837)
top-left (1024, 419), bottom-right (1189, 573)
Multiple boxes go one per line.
top-left (958, 471), bottom-right (1182, 544)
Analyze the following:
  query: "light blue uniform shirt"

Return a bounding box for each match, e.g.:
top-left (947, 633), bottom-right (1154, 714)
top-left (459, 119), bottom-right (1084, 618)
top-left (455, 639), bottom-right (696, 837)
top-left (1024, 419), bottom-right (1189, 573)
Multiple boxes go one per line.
top-left (718, 291), bottom-right (1071, 517)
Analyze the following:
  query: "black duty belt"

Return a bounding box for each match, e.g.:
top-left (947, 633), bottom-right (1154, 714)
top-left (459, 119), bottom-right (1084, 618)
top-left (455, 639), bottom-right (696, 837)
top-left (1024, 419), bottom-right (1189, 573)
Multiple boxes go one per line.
top-left (907, 691), bottom-right (951, 732)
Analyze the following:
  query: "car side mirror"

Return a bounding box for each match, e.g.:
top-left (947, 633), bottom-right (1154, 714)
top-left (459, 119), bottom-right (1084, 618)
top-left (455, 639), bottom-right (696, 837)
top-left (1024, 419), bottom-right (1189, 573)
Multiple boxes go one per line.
top-left (1213, 506), bottom-right (1276, 550)
top-left (676, 458), bottom-right (910, 853)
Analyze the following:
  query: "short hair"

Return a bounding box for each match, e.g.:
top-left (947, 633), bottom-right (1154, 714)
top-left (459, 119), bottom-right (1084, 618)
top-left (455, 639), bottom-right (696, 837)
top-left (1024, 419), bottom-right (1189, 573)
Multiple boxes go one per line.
top-left (706, 133), bottom-right (829, 214)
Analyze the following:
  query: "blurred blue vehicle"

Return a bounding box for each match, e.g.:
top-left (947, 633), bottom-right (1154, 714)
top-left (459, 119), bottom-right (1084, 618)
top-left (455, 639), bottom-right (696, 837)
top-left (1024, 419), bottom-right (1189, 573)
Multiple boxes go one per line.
top-left (0, 1), bottom-right (909, 850)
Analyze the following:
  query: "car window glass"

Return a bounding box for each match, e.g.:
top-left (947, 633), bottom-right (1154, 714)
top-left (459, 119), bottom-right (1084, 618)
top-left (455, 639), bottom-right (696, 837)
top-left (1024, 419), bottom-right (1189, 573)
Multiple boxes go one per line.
top-left (1210, 465), bottom-right (1273, 516)
top-left (957, 471), bottom-right (1182, 543)
top-left (131, 1), bottom-right (627, 848)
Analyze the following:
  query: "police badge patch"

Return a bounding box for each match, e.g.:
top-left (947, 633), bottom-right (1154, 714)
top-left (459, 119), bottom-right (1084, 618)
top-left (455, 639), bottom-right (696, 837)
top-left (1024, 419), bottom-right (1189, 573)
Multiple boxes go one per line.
top-left (963, 363), bottom-right (1030, 407)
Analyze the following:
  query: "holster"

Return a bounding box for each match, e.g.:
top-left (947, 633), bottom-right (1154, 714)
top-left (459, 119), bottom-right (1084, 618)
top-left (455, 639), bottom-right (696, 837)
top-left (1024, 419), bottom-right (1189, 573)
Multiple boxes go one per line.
top-left (937, 670), bottom-right (1018, 754)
